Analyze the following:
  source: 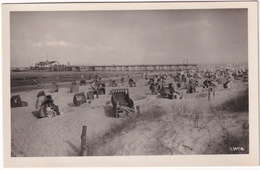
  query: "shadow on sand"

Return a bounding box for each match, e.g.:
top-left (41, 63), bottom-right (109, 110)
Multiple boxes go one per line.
top-left (66, 141), bottom-right (80, 156)
top-left (67, 103), bottom-right (77, 107)
top-left (31, 111), bottom-right (41, 119)
top-left (103, 105), bottom-right (114, 118)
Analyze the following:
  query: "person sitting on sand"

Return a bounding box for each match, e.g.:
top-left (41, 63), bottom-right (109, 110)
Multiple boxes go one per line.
top-left (159, 85), bottom-right (168, 98)
top-left (203, 79), bottom-right (212, 89)
top-left (91, 79), bottom-right (100, 91)
top-left (150, 82), bottom-right (160, 95)
top-left (181, 74), bottom-right (187, 83)
top-left (157, 79), bottom-right (163, 90)
top-left (187, 78), bottom-right (197, 93)
top-left (160, 83), bottom-right (180, 99)
top-left (168, 83), bottom-right (175, 94)
top-left (121, 77), bottom-right (125, 84)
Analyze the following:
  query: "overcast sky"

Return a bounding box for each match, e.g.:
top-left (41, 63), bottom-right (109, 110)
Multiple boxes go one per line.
top-left (10, 9), bottom-right (247, 67)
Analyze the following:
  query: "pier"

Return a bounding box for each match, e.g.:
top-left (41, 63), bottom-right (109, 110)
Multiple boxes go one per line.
top-left (69, 64), bottom-right (197, 72)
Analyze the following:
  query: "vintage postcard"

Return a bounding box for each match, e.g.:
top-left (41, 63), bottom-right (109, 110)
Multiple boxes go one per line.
top-left (2, 1), bottom-right (259, 167)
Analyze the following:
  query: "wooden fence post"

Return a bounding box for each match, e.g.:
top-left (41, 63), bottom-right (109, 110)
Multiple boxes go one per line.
top-left (81, 126), bottom-right (88, 156)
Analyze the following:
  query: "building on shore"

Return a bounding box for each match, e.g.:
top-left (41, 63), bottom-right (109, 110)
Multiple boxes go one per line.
top-left (30, 60), bottom-right (67, 71)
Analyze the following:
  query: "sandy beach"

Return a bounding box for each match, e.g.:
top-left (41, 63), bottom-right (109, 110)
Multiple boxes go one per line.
top-left (11, 77), bottom-right (248, 156)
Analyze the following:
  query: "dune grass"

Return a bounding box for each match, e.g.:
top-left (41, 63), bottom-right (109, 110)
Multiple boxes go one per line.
top-left (86, 88), bottom-right (249, 156)
top-left (205, 124), bottom-right (249, 154)
top-left (204, 89), bottom-right (249, 154)
top-left (87, 105), bottom-right (167, 156)
top-left (218, 88), bottom-right (248, 112)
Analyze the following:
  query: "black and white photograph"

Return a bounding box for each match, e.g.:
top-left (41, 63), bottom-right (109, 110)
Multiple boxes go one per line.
top-left (2, 1), bottom-right (259, 167)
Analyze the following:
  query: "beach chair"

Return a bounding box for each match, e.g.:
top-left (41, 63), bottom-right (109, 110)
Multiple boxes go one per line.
top-left (99, 83), bottom-right (106, 94)
top-left (39, 95), bottom-right (60, 118)
top-left (128, 79), bottom-right (136, 87)
top-left (150, 83), bottom-right (159, 95)
top-left (73, 92), bottom-right (87, 106)
top-left (91, 81), bottom-right (106, 95)
top-left (11, 95), bottom-right (28, 108)
top-left (37, 91), bottom-right (45, 98)
top-left (80, 80), bottom-right (87, 86)
top-left (111, 89), bottom-right (134, 118)
top-left (148, 78), bottom-right (154, 85)
top-left (159, 84), bottom-right (178, 99)
top-left (176, 82), bottom-right (182, 88)
top-left (109, 80), bottom-right (118, 87)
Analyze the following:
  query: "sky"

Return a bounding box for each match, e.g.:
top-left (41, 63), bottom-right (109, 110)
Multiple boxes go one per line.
top-left (10, 9), bottom-right (248, 67)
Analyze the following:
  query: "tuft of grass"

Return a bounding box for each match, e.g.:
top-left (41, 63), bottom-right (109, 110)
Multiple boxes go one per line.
top-left (218, 88), bottom-right (248, 112)
top-left (190, 104), bottom-right (203, 128)
top-left (170, 102), bottom-right (190, 116)
top-left (87, 116), bottom-right (137, 156)
top-left (139, 105), bottom-right (167, 122)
